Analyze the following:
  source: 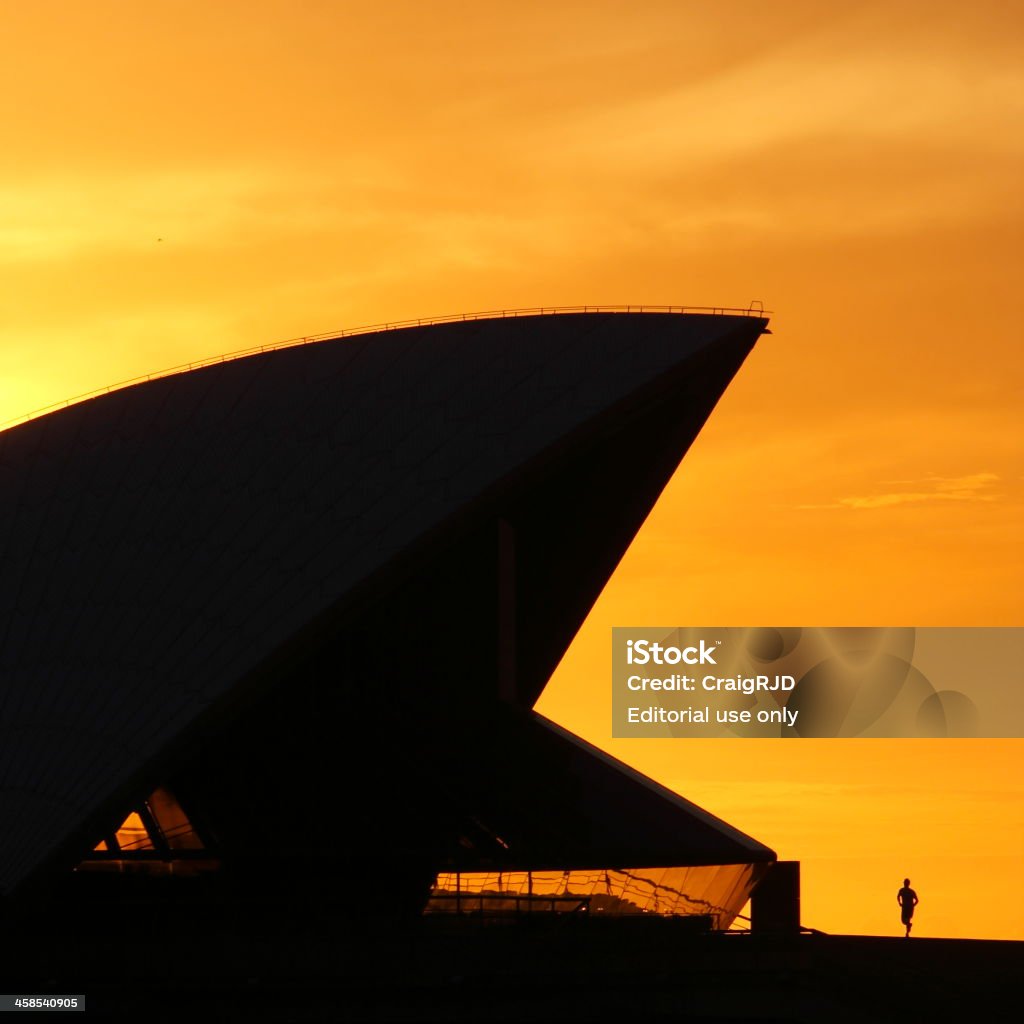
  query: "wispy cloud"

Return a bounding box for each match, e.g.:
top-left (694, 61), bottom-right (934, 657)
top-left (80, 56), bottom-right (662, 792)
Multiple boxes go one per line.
top-left (801, 473), bottom-right (1002, 510)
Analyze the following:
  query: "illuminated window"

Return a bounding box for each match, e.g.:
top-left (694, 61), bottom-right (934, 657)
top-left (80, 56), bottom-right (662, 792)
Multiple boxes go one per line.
top-left (114, 811), bottom-right (154, 851)
top-left (77, 787), bottom-right (217, 876)
top-left (146, 788), bottom-right (204, 850)
top-left (425, 863), bottom-right (767, 930)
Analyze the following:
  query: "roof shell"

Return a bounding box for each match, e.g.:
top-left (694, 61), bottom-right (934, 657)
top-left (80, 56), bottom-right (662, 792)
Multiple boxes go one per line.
top-left (0, 311), bottom-right (769, 895)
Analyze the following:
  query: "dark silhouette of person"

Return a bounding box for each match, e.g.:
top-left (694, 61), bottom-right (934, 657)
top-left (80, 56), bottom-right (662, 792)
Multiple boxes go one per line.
top-left (897, 878), bottom-right (918, 937)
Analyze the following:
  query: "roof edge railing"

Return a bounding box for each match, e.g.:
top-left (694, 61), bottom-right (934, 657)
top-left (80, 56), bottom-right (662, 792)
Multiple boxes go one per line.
top-left (1, 303), bottom-right (771, 432)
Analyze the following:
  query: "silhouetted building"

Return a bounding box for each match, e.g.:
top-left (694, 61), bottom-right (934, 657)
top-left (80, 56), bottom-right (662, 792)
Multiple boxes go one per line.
top-left (0, 308), bottom-right (773, 929)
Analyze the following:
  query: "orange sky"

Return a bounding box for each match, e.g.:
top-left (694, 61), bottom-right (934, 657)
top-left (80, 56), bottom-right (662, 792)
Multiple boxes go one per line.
top-left (2, 1), bottom-right (1021, 939)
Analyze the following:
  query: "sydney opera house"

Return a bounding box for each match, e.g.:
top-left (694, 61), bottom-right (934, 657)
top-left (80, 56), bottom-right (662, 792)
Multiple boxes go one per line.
top-left (4, 306), bottom-right (1019, 1021)
top-left (0, 306), bottom-right (778, 934)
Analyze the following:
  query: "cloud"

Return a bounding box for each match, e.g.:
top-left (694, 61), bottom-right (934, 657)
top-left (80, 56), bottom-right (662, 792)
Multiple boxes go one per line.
top-left (806, 473), bottom-right (1003, 510)
top-left (0, 160), bottom-right (405, 264)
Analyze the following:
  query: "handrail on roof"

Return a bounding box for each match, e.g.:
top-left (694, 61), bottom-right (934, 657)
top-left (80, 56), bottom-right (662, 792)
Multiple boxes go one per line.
top-left (1, 303), bottom-right (770, 432)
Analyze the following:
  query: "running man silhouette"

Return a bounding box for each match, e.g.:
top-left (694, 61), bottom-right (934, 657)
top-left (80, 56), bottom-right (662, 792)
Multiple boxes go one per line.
top-left (897, 878), bottom-right (918, 937)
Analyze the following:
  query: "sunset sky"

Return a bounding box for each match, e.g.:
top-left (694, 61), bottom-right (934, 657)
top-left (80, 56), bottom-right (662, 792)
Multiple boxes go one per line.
top-left (3, 1), bottom-right (1021, 938)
